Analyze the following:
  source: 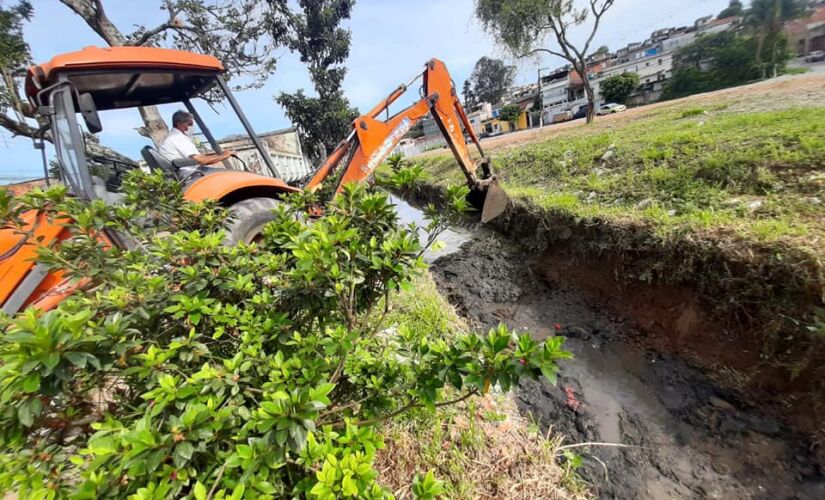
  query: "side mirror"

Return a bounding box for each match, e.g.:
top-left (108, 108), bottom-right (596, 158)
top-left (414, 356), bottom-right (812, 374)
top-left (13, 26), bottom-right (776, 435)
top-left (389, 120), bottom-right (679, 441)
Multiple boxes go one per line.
top-left (78, 93), bottom-right (102, 134)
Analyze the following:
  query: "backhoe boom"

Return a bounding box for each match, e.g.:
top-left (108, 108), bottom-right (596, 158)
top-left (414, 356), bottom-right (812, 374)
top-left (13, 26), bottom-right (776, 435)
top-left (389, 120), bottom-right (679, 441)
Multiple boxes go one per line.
top-left (305, 59), bottom-right (507, 223)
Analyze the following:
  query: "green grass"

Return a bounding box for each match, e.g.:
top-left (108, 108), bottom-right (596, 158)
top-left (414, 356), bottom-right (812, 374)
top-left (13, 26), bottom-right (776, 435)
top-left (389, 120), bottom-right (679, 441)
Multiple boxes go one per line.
top-left (396, 97), bottom-right (825, 349)
top-left (375, 275), bottom-right (586, 499)
top-left (412, 105), bottom-right (825, 251)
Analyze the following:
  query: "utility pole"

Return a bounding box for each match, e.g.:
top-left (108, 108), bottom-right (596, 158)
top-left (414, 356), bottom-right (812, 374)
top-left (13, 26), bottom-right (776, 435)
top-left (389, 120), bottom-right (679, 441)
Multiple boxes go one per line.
top-left (537, 67), bottom-right (551, 128)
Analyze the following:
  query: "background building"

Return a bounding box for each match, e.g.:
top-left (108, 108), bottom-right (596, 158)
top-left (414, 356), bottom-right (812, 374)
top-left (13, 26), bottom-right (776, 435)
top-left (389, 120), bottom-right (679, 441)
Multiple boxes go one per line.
top-left (216, 128), bottom-right (312, 183)
top-left (785, 4), bottom-right (825, 56)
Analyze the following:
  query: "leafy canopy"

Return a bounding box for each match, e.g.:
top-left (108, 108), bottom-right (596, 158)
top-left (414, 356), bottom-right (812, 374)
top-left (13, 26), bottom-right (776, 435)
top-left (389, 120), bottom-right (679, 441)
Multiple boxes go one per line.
top-left (469, 57), bottom-right (515, 105)
top-left (662, 31), bottom-right (776, 100)
top-left (475, 0), bottom-right (616, 124)
top-left (718, 0), bottom-right (744, 19)
top-left (276, 0), bottom-right (359, 161)
top-left (599, 73), bottom-right (640, 104)
top-left (0, 170), bottom-right (570, 498)
top-left (498, 104), bottom-right (522, 126)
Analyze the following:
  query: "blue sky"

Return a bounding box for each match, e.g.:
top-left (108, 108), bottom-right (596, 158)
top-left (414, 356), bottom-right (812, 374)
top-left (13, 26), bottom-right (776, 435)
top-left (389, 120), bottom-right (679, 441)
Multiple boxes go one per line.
top-left (2, 0), bottom-right (730, 181)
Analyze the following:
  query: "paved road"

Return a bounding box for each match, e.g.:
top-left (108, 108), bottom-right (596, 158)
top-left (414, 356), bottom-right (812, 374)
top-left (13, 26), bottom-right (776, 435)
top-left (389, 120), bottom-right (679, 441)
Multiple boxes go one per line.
top-left (789, 58), bottom-right (825, 74)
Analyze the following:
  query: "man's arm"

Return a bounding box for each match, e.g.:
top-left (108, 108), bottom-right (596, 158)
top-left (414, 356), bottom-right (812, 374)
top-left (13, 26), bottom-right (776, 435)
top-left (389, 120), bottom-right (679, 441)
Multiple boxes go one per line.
top-left (191, 150), bottom-right (235, 165)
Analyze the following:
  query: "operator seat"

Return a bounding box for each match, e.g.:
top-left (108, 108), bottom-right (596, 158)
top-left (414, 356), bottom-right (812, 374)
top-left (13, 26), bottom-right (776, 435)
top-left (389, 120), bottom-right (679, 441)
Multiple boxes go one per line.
top-left (140, 146), bottom-right (180, 180)
top-left (140, 146), bottom-right (220, 184)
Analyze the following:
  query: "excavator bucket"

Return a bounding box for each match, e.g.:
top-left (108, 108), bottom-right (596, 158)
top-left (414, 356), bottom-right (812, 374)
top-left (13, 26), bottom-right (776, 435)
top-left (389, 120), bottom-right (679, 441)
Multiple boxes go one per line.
top-left (480, 180), bottom-right (508, 223)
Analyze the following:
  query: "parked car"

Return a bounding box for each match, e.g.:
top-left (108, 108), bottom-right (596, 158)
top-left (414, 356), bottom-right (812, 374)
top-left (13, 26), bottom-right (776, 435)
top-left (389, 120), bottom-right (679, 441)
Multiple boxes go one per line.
top-left (571, 106), bottom-right (588, 120)
top-left (597, 103), bottom-right (628, 116)
top-left (805, 50), bottom-right (825, 63)
top-left (552, 111), bottom-right (573, 123)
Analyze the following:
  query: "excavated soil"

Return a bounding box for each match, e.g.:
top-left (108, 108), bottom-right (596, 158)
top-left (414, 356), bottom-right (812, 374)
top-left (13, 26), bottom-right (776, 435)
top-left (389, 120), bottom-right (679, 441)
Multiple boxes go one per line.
top-left (394, 197), bottom-right (825, 499)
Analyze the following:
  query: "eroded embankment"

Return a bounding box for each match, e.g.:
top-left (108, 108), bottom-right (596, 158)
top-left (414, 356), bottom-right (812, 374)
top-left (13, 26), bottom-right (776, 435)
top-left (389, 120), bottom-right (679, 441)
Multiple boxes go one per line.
top-left (392, 189), bottom-right (825, 498)
top-left (400, 182), bottom-right (825, 437)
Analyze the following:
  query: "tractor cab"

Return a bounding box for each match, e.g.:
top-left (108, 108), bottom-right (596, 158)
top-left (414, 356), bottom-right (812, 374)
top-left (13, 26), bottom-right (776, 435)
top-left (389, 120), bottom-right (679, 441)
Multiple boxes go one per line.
top-left (25, 46), bottom-right (285, 202)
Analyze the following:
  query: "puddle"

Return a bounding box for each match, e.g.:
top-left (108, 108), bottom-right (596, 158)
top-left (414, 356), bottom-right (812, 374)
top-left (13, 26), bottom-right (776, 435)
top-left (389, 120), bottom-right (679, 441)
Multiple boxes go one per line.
top-left (392, 198), bottom-right (825, 499)
top-left (389, 194), bottom-right (471, 263)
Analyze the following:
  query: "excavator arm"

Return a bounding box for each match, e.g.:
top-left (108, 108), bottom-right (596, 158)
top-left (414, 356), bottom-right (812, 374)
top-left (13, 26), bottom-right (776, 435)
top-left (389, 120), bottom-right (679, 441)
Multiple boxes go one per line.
top-left (305, 59), bottom-right (508, 223)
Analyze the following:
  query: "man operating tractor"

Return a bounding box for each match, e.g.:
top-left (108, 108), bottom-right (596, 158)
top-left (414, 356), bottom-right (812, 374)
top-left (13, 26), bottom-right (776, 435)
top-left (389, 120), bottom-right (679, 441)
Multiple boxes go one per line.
top-left (1, 46), bottom-right (507, 315)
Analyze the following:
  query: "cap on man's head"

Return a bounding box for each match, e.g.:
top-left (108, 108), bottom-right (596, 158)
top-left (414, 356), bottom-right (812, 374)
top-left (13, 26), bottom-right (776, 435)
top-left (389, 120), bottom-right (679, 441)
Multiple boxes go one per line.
top-left (172, 110), bottom-right (193, 127)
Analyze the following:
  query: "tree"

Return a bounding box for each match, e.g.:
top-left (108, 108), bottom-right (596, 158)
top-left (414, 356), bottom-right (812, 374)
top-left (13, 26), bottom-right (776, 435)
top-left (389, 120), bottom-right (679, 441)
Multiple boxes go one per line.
top-left (276, 90), bottom-right (358, 162)
top-left (0, 1), bottom-right (37, 139)
top-left (462, 79), bottom-right (477, 108)
top-left (275, 0), bottom-right (359, 162)
top-left (498, 103), bottom-right (522, 130)
top-left (0, 172), bottom-right (570, 496)
top-left (476, 0), bottom-right (616, 124)
top-left (0, 1), bottom-right (136, 170)
top-left (57, 0), bottom-right (289, 144)
top-left (599, 72), bottom-right (639, 104)
top-left (594, 44), bottom-right (610, 57)
top-left (469, 57), bottom-right (515, 105)
top-left (662, 31), bottom-right (761, 99)
top-left (745, 0), bottom-right (808, 78)
top-left (718, 0), bottom-right (744, 18)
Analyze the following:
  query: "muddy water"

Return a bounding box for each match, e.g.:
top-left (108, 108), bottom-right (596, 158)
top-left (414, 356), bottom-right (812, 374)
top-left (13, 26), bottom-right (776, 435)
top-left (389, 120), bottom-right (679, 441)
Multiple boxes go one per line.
top-left (389, 195), bottom-right (471, 263)
top-left (393, 197), bottom-right (825, 500)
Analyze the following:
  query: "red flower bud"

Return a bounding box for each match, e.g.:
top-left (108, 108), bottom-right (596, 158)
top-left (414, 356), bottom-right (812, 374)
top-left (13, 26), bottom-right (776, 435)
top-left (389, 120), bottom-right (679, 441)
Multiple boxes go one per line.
top-left (554, 323), bottom-right (562, 331)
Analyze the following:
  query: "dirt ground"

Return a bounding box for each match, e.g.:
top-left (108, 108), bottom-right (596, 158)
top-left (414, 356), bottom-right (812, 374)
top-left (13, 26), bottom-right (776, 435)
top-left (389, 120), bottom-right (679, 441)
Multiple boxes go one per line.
top-left (416, 73), bottom-right (825, 158)
top-left (426, 230), bottom-right (825, 499)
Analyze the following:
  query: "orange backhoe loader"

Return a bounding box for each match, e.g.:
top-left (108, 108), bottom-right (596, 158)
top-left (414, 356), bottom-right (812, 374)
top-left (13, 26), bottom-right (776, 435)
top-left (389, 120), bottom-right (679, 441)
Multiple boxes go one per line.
top-left (0, 46), bottom-right (507, 316)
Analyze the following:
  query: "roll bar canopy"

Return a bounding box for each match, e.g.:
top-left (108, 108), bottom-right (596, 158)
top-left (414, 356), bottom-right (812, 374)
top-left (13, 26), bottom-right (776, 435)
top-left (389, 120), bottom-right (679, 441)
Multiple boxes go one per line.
top-left (25, 46), bottom-right (225, 110)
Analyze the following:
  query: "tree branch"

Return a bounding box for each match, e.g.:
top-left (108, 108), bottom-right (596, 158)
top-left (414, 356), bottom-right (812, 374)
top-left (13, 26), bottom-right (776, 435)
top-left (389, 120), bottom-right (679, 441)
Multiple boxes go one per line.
top-left (59, 0), bottom-right (126, 45)
top-left (334, 389), bottom-right (480, 428)
top-left (0, 112), bottom-right (38, 138)
top-left (129, 0), bottom-right (183, 46)
top-left (520, 47), bottom-right (567, 60)
top-left (582, 0), bottom-right (615, 56)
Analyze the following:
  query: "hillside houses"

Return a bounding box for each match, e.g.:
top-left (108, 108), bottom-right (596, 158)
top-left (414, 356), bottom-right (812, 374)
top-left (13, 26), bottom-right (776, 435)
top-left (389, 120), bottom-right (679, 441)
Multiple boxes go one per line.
top-left (539, 14), bottom-right (741, 121)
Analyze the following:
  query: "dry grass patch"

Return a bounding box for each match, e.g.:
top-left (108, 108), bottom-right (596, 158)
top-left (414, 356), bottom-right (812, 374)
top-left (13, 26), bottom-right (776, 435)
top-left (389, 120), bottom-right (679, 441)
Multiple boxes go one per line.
top-left (376, 391), bottom-right (588, 499)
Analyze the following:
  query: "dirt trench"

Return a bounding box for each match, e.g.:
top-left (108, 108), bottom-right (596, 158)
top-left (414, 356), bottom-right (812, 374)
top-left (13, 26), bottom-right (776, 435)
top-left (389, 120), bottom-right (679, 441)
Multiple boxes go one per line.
top-left (394, 197), bottom-right (825, 499)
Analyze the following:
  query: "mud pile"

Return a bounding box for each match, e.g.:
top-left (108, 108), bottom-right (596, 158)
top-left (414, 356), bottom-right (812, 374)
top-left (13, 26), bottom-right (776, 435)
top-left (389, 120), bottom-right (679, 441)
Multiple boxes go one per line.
top-left (430, 236), bottom-right (824, 499)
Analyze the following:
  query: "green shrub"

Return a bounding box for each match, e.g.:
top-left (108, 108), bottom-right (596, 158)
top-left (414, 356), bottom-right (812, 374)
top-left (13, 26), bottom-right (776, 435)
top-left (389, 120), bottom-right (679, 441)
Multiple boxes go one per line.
top-left (0, 171), bottom-right (569, 498)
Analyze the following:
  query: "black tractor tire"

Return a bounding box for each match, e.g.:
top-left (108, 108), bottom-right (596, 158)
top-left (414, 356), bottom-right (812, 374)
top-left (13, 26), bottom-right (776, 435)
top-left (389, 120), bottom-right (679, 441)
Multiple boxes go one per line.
top-left (224, 197), bottom-right (281, 245)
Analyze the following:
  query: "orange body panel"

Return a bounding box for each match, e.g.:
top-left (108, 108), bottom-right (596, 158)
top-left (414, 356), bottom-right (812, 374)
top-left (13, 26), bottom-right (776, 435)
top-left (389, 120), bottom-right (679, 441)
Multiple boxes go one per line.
top-left (0, 211), bottom-right (77, 312)
top-left (25, 46), bottom-right (224, 98)
top-left (307, 58), bottom-right (487, 193)
top-left (183, 170), bottom-right (300, 202)
top-left (5, 52), bottom-right (492, 315)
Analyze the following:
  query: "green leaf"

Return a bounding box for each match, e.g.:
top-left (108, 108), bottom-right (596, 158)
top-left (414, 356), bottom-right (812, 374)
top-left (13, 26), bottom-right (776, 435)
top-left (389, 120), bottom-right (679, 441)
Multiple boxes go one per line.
top-left (43, 352), bottom-right (60, 370)
top-left (540, 365), bottom-right (558, 386)
top-left (193, 481), bottom-right (207, 500)
top-left (176, 441), bottom-right (194, 461)
top-left (87, 435), bottom-right (118, 456)
top-left (21, 374), bottom-right (40, 393)
top-left (341, 474), bottom-right (358, 497)
top-left (64, 351), bottom-right (89, 368)
top-left (236, 444), bottom-right (253, 459)
top-left (17, 401), bottom-right (33, 427)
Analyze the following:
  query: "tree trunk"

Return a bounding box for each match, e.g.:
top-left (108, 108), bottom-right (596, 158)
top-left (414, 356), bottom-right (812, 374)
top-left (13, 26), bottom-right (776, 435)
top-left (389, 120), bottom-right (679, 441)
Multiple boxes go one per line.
top-left (138, 106), bottom-right (170, 146)
top-left (574, 60), bottom-right (596, 125)
top-left (755, 34), bottom-right (767, 79)
top-left (583, 79), bottom-right (596, 125)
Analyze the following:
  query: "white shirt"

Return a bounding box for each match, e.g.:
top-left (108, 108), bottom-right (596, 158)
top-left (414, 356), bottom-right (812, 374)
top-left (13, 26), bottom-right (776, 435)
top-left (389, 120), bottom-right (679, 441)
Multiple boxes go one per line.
top-left (158, 128), bottom-right (199, 161)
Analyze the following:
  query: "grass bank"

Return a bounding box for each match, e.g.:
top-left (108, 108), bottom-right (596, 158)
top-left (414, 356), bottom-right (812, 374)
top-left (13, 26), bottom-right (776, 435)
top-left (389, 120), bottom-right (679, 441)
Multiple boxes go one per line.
top-left (376, 275), bottom-right (586, 499)
top-left (395, 83), bottom-right (825, 427)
